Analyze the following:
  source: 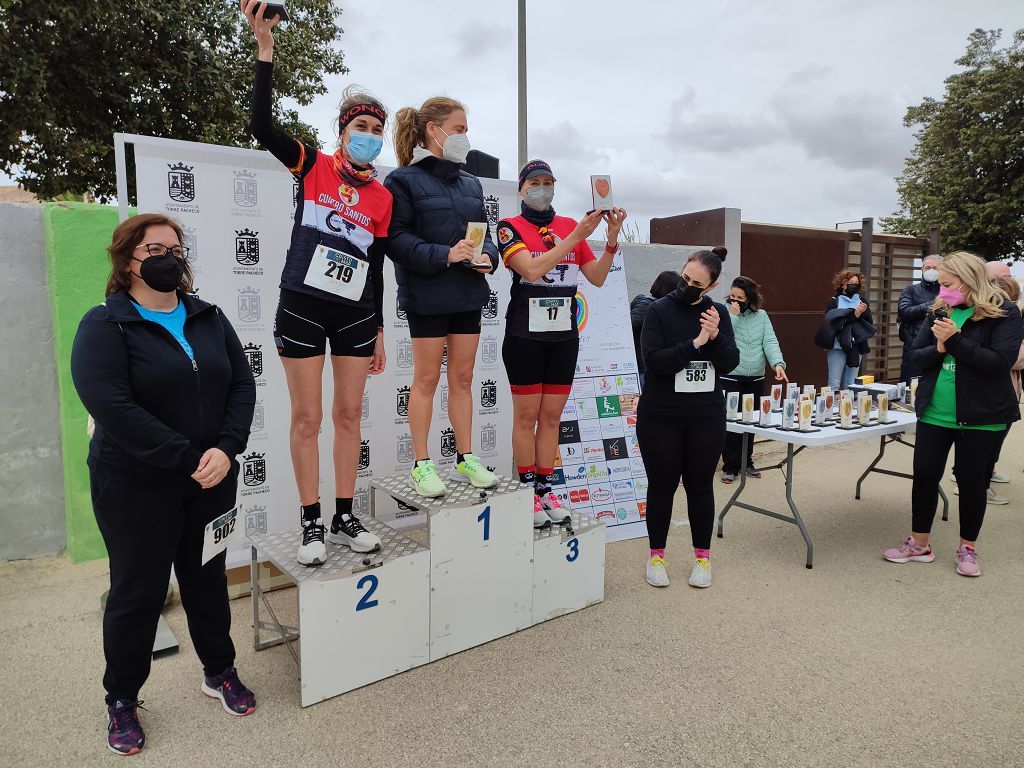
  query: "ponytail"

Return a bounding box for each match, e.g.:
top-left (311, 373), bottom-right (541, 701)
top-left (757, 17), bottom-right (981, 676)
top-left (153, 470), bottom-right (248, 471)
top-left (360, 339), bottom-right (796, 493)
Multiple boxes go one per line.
top-left (391, 96), bottom-right (467, 166)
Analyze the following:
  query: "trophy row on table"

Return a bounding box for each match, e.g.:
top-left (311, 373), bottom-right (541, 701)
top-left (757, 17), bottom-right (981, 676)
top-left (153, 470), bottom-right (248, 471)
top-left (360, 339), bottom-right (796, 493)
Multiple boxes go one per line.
top-left (725, 379), bottom-right (919, 432)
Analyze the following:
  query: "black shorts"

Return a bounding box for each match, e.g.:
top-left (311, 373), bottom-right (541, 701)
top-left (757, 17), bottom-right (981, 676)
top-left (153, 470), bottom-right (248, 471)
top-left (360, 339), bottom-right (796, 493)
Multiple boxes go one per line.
top-left (274, 289), bottom-right (377, 358)
top-left (502, 333), bottom-right (579, 396)
top-left (406, 309), bottom-right (482, 339)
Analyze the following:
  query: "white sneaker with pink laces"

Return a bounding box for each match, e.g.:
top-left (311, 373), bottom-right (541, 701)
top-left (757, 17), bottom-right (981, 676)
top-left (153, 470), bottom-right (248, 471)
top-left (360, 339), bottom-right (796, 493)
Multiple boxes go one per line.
top-left (532, 495), bottom-right (551, 529)
top-left (542, 492), bottom-right (570, 525)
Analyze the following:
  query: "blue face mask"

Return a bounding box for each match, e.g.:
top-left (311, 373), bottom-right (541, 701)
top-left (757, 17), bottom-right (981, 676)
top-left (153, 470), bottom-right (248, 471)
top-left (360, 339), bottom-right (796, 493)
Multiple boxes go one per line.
top-left (346, 131), bottom-right (383, 166)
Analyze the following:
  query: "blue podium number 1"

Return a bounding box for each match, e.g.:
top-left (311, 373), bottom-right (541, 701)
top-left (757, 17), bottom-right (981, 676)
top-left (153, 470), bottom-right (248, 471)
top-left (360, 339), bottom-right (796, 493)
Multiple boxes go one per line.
top-left (356, 574), bottom-right (379, 611)
top-left (565, 537), bottom-right (579, 562)
top-left (477, 505), bottom-right (491, 541)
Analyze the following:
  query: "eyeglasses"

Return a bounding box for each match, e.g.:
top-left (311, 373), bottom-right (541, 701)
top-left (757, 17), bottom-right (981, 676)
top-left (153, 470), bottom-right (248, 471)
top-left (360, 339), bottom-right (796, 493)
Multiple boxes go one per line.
top-left (135, 243), bottom-right (189, 259)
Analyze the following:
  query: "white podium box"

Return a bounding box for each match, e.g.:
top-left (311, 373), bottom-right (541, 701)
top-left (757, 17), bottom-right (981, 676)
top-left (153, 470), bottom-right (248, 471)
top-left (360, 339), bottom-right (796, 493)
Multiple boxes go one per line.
top-left (532, 511), bottom-right (606, 625)
top-left (248, 517), bottom-right (429, 707)
top-left (371, 475), bottom-right (534, 661)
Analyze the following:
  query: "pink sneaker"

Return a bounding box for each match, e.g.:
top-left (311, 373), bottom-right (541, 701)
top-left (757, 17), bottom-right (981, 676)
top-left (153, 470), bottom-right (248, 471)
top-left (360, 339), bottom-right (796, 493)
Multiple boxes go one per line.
top-left (542, 492), bottom-right (570, 525)
top-left (532, 495), bottom-right (550, 529)
top-left (883, 536), bottom-right (935, 563)
top-left (956, 545), bottom-right (981, 577)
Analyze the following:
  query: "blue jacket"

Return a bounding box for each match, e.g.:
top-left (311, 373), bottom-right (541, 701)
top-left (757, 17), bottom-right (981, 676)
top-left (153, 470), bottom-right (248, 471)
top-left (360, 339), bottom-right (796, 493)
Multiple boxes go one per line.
top-left (71, 291), bottom-right (256, 476)
top-left (383, 155), bottom-right (499, 315)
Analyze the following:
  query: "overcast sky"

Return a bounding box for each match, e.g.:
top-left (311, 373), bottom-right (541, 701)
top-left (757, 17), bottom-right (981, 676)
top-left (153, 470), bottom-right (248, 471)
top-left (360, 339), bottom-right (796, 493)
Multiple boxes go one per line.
top-left (285, 0), bottom-right (1024, 240)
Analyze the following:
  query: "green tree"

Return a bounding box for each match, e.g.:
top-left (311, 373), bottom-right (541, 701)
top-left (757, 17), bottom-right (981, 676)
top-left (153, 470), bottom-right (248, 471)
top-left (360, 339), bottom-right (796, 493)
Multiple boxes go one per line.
top-left (882, 28), bottom-right (1024, 261)
top-left (0, 0), bottom-right (346, 201)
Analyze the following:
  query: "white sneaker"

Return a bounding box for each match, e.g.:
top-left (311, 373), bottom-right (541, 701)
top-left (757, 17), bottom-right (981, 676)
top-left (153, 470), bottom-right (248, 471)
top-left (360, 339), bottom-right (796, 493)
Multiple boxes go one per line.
top-left (532, 496), bottom-right (551, 529)
top-left (688, 558), bottom-right (712, 588)
top-left (991, 471), bottom-right (1010, 484)
top-left (987, 487), bottom-right (1009, 505)
top-left (328, 512), bottom-right (381, 553)
top-left (297, 518), bottom-right (327, 566)
top-left (541, 492), bottom-right (571, 525)
top-left (646, 556), bottom-right (670, 587)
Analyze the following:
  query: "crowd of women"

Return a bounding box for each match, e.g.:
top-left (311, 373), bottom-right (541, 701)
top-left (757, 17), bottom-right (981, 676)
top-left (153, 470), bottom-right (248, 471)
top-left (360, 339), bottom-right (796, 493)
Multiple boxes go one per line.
top-left (64, 0), bottom-right (1023, 756)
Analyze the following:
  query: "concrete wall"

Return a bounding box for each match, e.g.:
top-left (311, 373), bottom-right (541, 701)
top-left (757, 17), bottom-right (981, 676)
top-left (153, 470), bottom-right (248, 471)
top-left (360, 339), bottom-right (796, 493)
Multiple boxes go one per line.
top-left (0, 203), bottom-right (66, 559)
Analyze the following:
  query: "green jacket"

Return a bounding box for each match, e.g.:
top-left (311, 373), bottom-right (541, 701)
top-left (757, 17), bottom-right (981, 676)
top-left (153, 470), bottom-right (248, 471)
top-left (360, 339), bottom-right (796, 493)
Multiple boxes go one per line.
top-left (726, 308), bottom-right (786, 377)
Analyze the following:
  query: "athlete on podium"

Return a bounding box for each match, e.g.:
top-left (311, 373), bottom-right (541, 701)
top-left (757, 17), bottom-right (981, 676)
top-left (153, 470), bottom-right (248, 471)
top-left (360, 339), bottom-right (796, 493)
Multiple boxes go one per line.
top-left (244, 0), bottom-right (389, 565)
top-left (495, 160), bottom-right (626, 528)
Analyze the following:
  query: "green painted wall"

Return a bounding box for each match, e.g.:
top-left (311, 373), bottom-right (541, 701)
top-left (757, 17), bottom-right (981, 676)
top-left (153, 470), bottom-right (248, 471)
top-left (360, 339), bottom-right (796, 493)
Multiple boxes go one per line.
top-left (44, 202), bottom-right (126, 562)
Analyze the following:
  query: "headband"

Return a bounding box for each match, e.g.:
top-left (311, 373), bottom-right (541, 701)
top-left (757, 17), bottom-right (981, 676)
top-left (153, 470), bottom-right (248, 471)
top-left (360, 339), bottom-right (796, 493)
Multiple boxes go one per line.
top-left (339, 103), bottom-right (387, 131)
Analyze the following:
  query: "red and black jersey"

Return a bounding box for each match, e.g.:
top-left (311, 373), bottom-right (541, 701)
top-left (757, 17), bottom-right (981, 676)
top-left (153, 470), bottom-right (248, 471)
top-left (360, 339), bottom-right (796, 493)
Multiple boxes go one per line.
top-left (496, 214), bottom-right (596, 342)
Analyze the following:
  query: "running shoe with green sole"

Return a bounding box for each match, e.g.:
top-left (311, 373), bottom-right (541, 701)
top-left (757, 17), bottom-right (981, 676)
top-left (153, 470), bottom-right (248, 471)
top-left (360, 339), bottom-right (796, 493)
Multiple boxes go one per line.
top-left (410, 459), bottom-right (447, 498)
top-left (451, 453), bottom-right (498, 489)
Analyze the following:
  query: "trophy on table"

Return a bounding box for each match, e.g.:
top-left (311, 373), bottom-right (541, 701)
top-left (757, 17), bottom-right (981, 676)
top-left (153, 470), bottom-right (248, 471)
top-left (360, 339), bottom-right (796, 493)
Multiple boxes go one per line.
top-left (726, 391), bottom-right (740, 421)
top-left (803, 384), bottom-right (816, 400)
top-left (780, 399), bottom-right (797, 430)
top-left (877, 393), bottom-right (894, 424)
top-left (741, 393), bottom-right (756, 424)
top-left (760, 396), bottom-right (774, 427)
top-left (770, 383), bottom-right (784, 412)
top-left (857, 392), bottom-right (873, 426)
top-left (909, 377), bottom-right (919, 407)
top-left (837, 396), bottom-right (858, 429)
top-left (786, 383), bottom-right (800, 401)
top-left (813, 396), bottom-right (830, 426)
top-left (896, 381), bottom-right (907, 403)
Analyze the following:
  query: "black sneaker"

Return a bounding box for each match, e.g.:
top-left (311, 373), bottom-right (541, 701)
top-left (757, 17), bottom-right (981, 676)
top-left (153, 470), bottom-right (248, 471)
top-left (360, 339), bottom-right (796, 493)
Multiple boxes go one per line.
top-left (328, 512), bottom-right (381, 553)
top-left (296, 517), bottom-right (326, 566)
top-left (107, 699), bottom-right (145, 756)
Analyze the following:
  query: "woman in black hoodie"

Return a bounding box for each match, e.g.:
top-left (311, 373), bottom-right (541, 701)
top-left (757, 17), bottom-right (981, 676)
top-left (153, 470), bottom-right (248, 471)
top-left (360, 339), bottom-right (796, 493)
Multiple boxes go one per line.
top-left (637, 247), bottom-right (739, 590)
top-left (71, 214), bottom-right (256, 755)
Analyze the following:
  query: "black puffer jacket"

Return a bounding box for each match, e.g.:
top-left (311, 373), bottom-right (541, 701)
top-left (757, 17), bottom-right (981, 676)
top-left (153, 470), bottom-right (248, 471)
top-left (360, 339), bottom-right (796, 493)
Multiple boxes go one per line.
top-left (383, 156), bottom-right (499, 315)
top-left (71, 291), bottom-right (256, 476)
top-left (910, 299), bottom-right (1023, 426)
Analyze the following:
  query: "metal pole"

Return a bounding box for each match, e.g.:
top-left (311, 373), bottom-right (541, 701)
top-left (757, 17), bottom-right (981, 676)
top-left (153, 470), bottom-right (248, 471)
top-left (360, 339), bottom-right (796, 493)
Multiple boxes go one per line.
top-left (860, 217), bottom-right (874, 304)
top-left (517, 0), bottom-right (527, 170)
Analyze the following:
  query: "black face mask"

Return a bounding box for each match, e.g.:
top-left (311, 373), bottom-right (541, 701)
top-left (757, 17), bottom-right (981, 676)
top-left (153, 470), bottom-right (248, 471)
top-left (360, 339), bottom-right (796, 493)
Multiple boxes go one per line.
top-left (134, 252), bottom-right (185, 293)
top-left (729, 299), bottom-right (750, 313)
top-left (679, 283), bottom-right (705, 305)
top-left (844, 284), bottom-right (860, 297)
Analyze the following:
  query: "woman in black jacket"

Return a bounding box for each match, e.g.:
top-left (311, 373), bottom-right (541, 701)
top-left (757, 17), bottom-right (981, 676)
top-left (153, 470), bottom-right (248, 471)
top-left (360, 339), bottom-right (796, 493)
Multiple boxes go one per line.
top-left (816, 270), bottom-right (875, 389)
top-left (71, 214), bottom-right (257, 756)
top-left (630, 270), bottom-right (682, 389)
top-left (384, 97), bottom-right (500, 497)
top-left (638, 247), bottom-right (739, 590)
top-left (883, 251), bottom-right (1023, 578)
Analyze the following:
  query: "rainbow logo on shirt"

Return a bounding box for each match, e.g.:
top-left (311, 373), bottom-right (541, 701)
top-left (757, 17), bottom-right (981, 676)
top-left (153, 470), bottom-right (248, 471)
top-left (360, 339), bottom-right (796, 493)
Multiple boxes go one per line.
top-left (575, 290), bottom-right (589, 333)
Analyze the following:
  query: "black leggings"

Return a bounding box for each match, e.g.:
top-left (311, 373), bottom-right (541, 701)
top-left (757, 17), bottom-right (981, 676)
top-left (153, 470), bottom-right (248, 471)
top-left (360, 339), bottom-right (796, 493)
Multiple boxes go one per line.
top-left (721, 376), bottom-right (764, 474)
top-left (637, 415), bottom-right (725, 550)
top-left (91, 460), bottom-right (238, 704)
top-left (913, 421), bottom-right (1005, 542)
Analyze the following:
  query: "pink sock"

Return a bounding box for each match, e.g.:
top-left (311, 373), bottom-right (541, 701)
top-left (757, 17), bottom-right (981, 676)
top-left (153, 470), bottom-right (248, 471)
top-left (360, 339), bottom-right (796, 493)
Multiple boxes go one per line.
top-left (650, 548), bottom-right (665, 559)
top-left (694, 548), bottom-right (710, 561)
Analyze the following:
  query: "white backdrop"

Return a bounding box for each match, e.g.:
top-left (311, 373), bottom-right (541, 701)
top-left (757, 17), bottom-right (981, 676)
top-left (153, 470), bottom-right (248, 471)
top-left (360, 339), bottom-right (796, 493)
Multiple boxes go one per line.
top-left (128, 136), bottom-right (517, 566)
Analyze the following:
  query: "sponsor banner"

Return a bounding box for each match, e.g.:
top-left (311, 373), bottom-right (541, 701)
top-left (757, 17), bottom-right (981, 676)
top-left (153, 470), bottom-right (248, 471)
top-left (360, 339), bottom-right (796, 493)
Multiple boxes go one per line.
top-left (556, 250), bottom-right (647, 539)
top-left (136, 139), bottom-right (518, 565)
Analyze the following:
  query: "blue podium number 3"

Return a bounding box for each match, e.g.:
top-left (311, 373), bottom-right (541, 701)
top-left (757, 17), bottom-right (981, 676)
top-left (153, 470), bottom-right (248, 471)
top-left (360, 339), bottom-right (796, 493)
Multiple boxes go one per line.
top-left (356, 574), bottom-right (379, 611)
top-left (477, 506), bottom-right (491, 541)
top-left (565, 537), bottom-right (579, 562)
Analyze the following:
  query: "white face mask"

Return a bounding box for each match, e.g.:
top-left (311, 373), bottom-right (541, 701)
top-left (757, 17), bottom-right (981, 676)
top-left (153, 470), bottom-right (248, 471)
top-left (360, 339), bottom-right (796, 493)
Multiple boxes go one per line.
top-left (433, 123), bottom-right (471, 164)
top-left (923, 268), bottom-right (939, 283)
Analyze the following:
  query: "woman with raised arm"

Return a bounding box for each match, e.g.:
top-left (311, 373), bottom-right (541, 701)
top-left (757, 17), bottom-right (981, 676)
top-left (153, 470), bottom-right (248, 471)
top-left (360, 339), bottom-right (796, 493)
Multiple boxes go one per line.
top-left (244, 0), bottom-right (390, 566)
top-left (495, 159), bottom-right (626, 527)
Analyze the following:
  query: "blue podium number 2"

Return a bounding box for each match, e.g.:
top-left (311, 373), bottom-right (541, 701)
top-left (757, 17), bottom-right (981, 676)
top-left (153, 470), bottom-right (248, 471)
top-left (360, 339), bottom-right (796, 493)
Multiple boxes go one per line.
top-left (477, 505), bottom-right (491, 541)
top-left (356, 574), bottom-right (379, 611)
top-left (565, 537), bottom-right (579, 562)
